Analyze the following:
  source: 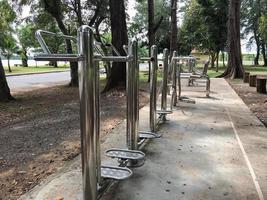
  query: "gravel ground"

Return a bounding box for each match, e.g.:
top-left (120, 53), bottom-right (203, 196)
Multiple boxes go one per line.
top-left (228, 79), bottom-right (267, 127)
top-left (1, 78), bottom-right (265, 200)
top-left (0, 83), bottom-right (149, 200)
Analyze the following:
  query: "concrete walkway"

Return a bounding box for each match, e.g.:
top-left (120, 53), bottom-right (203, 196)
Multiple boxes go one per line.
top-left (20, 78), bottom-right (267, 200)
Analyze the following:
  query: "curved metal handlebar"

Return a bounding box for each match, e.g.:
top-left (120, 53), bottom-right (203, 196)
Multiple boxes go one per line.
top-left (35, 30), bottom-right (77, 54)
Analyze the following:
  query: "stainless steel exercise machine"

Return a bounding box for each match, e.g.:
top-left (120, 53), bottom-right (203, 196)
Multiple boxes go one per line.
top-left (169, 53), bottom-right (197, 105)
top-left (138, 47), bottom-right (173, 140)
top-left (34, 25), bottom-right (148, 200)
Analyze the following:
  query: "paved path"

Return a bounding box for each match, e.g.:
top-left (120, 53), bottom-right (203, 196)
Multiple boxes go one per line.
top-left (7, 71), bottom-right (70, 93)
top-left (20, 78), bottom-right (267, 200)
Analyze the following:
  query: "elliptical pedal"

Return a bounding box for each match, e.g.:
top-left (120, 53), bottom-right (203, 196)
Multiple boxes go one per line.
top-left (139, 131), bottom-right (162, 139)
top-left (157, 110), bottom-right (173, 115)
top-left (179, 96), bottom-right (196, 104)
top-left (105, 148), bottom-right (145, 160)
top-left (101, 165), bottom-right (132, 180)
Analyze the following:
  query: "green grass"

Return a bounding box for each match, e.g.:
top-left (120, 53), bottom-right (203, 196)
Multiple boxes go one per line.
top-left (195, 65), bottom-right (267, 78)
top-left (4, 65), bottom-right (69, 75)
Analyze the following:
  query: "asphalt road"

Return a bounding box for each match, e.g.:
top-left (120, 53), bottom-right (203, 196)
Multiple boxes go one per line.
top-left (6, 64), bottom-right (151, 93)
top-left (7, 71), bottom-right (70, 93)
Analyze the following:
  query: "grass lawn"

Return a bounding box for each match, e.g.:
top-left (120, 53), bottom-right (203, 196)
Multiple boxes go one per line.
top-left (196, 65), bottom-right (267, 78)
top-left (4, 65), bottom-right (70, 75)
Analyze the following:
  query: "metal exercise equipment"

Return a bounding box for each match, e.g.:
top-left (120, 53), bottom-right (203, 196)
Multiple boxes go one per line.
top-left (173, 55), bottom-right (210, 98)
top-left (170, 53), bottom-right (197, 105)
top-left (188, 60), bottom-right (211, 97)
top-left (34, 26), bottom-right (149, 200)
top-left (138, 47), bottom-right (173, 139)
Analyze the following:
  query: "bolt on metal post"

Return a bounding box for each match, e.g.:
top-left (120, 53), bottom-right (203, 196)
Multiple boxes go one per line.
top-left (78, 25), bottom-right (98, 200)
top-left (150, 45), bottom-right (158, 132)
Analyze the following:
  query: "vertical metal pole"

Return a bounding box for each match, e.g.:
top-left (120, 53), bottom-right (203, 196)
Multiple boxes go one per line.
top-left (177, 59), bottom-right (182, 100)
top-left (206, 77), bottom-right (210, 97)
top-left (133, 40), bottom-right (139, 150)
top-left (188, 59), bottom-right (193, 73)
top-left (161, 48), bottom-right (169, 113)
top-left (95, 61), bottom-right (101, 184)
top-left (78, 25), bottom-right (97, 200)
top-left (150, 45), bottom-right (158, 132)
top-left (127, 41), bottom-right (134, 149)
top-left (171, 51), bottom-right (178, 107)
top-left (127, 40), bottom-right (139, 150)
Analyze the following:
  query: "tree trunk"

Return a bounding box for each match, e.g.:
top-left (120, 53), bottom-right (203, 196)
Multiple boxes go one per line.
top-left (262, 43), bottom-right (267, 66)
top-left (54, 16), bottom-right (78, 86)
top-left (7, 58), bottom-right (11, 73)
top-left (22, 49), bottom-right (28, 67)
top-left (0, 57), bottom-right (14, 102)
top-left (53, 61), bottom-right (58, 68)
top-left (254, 31), bottom-right (260, 66)
top-left (43, 0), bottom-right (78, 87)
top-left (170, 0), bottom-right (178, 55)
top-left (210, 52), bottom-right (216, 68)
top-left (22, 58), bottom-right (28, 67)
top-left (216, 51), bottom-right (219, 72)
top-left (219, 0), bottom-right (244, 78)
top-left (222, 51), bottom-right (226, 67)
top-left (103, 0), bottom-right (128, 92)
top-left (147, 0), bottom-right (155, 82)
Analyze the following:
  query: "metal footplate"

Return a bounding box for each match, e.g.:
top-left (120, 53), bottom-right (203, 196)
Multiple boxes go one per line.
top-left (105, 148), bottom-right (145, 160)
top-left (157, 110), bottom-right (173, 115)
top-left (101, 165), bottom-right (132, 180)
top-left (139, 131), bottom-right (162, 139)
top-left (180, 72), bottom-right (192, 78)
top-left (179, 96), bottom-right (196, 104)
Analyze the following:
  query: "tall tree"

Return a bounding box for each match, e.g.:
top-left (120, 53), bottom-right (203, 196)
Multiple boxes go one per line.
top-left (1, 35), bottom-right (18, 73)
top-left (42, 0), bottom-right (79, 86)
top-left (170, 0), bottom-right (178, 55)
top-left (103, 0), bottom-right (128, 91)
top-left (147, 0), bottom-right (164, 81)
top-left (197, 0), bottom-right (228, 69)
top-left (130, 0), bottom-right (169, 52)
top-left (0, 0), bottom-right (16, 101)
top-left (259, 15), bottom-right (267, 65)
top-left (178, 0), bottom-right (207, 55)
top-left (241, 0), bottom-right (262, 66)
top-left (17, 24), bottom-right (37, 67)
top-left (220, 0), bottom-right (244, 78)
top-left (148, 0), bottom-right (156, 48)
top-left (0, 59), bottom-right (13, 101)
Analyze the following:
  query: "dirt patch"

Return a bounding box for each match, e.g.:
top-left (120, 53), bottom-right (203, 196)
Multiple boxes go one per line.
top-left (228, 79), bottom-right (267, 127)
top-left (0, 83), bottom-right (149, 200)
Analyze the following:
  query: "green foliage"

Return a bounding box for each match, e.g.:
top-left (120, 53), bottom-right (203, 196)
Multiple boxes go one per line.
top-left (0, 0), bottom-right (16, 51)
top-left (259, 15), bottom-right (267, 43)
top-left (129, 0), bottom-right (170, 52)
top-left (1, 35), bottom-right (18, 58)
top-left (179, 0), bottom-right (207, 54)
top-left (241, 0), bottom-right (267, 65)
top-left (0, 0), bottom-right (16, 31)
top-left (0, 0), bottom-right (18, 71)
top-left (17, 24), bottom-right (37, 50)
top-left (179, 0), bottom-right (228, 55)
